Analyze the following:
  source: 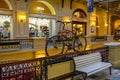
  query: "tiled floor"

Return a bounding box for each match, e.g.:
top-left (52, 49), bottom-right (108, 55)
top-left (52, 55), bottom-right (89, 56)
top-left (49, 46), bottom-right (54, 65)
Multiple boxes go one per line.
top-left (75, 68), bottom-right (120, 80)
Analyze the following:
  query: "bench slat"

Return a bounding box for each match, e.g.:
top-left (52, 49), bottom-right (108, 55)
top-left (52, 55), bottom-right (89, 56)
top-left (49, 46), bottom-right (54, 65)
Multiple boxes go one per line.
top-left (74, 52), bottom-right (102, 68)
top-left (73, 52), bottom-right (112, 79)
top-left (76, 62), bottom-right (112, 76)
top-left (75, 60), bottom-right (101, 69)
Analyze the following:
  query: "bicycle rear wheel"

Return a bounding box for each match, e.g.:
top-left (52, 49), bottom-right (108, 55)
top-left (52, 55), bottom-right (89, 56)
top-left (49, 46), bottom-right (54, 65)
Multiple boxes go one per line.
top-left (45, 36), bottom-right (64, 56)
top-left (73, 35), bottom-right (87, 51)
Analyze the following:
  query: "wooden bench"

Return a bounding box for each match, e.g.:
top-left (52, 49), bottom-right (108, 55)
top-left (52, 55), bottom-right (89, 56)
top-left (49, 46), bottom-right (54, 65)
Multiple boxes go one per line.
top-left (73, 52), bottom-right (112, 80)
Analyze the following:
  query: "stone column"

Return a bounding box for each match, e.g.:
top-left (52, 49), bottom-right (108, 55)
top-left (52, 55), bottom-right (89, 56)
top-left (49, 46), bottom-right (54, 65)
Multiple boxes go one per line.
top-left (105, 42), bottom-right (120, 68)
top-left (14, 0), bottom-right (29, 39)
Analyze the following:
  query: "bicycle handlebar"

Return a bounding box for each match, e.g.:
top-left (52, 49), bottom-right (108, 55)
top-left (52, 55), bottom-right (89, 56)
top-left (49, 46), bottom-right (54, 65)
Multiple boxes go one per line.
top-left (56, 20), bottom-right (72, 30)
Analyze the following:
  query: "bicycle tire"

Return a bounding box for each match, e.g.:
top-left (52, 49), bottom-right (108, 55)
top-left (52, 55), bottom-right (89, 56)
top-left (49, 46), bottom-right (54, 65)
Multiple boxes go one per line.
top-left (73, 35), bottom-right (87, 51)
top-left (45, 35), bottom-right (64, 56)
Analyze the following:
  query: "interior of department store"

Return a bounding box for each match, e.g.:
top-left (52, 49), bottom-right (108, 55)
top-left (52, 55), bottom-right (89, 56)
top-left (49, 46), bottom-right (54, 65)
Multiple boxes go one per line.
top-left (1, 0), bottom-right (120, 80)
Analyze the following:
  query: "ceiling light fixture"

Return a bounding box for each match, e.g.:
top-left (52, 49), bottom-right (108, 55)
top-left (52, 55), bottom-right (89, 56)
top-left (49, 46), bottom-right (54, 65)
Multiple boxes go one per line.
top-left (37, 7), bottom-right (44, 11)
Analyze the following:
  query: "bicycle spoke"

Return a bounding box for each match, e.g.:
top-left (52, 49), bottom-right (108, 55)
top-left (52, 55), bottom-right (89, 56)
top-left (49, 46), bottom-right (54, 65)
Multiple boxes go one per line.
top-left (45, 36), bottom-right (64, 56)
top-left (73, 35), bottom-right (87, 51)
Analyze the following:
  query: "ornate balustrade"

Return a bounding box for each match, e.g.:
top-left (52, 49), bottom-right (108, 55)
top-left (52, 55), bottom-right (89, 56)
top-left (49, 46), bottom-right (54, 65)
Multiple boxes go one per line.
top-left (0, 39), bottom-right (33, 51)
top-left (0, 46), bottom-right (108, 80)
top-left (91, 36), bottom-right (107, 42)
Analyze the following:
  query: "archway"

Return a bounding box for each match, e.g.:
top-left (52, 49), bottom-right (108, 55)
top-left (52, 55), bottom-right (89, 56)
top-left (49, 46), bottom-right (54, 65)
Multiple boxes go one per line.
top-left (72, 9), bottom-right (87, 35)
top-left (29, 0), bottom-right (56, 15)
top-left (4, 0), bottom-right (12, 10)
top-left (28, 0), bottom-right (56, 38)
top-left (73, 9), bottom-right (87, 18)
top-left (111, 15), bottom-right (120, 35)
top-left (0, 0), bottom-right (13, 40)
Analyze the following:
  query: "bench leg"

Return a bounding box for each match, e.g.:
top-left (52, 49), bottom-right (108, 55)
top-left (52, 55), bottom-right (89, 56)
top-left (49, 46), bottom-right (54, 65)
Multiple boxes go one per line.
top-left (82, 73), bottom-right (87, 80)
top-left (109, 67), bottom-right (112, 75)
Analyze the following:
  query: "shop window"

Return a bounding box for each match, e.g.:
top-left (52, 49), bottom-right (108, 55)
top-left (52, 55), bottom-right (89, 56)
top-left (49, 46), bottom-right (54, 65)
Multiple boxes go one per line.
top-left (29, 17), bottom-right (55, 38)
top-left (72, 9), bottom-right (87, 35)
top-left (0, 15), bottom-right (11, 40)
top-left (72, 22), bottom-right (86, 35)
top-left (29, 1), bottom-right (56, 38)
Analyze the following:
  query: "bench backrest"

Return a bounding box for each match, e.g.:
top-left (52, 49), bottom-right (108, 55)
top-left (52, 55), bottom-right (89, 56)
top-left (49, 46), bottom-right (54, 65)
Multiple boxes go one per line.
top-left (73, 52), bottom-right (102, 69)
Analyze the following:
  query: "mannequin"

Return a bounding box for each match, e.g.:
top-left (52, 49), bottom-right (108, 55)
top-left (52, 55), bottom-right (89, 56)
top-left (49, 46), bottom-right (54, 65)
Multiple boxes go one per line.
top-left (2, 27), bottom-right (9, 39)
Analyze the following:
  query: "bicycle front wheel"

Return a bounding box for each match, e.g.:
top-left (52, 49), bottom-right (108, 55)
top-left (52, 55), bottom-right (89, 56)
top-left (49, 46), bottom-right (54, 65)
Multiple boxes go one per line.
top-left (73, 35), bottom-right (87, 51)
top-left (45, 36), bottom-right (64, 56)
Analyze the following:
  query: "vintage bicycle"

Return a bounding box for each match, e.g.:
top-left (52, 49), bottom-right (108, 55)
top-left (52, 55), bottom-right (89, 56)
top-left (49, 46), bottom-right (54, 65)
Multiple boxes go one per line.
top-left (45, 21), bottom-right (87, 56)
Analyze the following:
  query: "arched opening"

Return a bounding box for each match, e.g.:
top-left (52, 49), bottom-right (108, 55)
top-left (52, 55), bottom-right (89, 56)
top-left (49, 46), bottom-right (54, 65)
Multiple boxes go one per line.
top-left (111, 15), bottom-right (120, 40)
top-left (0, 0), bottom-right (13, 40)
top-left (28, 0), bottom-right (56, 38)
top-left (72, 9), bottom-right (87, 35)
top-left (111, 15), bottom-right (120, 35)
top-left (73, 9), bottom-right (87, 18)
top-left (4, 0), bottom-right (12, 10)
top-left (37, 1), bottom-right (56, 15)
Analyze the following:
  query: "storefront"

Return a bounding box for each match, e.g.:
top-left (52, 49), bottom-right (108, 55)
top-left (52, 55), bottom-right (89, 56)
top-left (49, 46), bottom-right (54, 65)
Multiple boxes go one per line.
top-left (0, 15), bottom-right (12, 39)
top-left (0, 0), bottom-right (13, 40)
top-left (29, 17), bottom-right (56, 38)
top-left (72, 9), bottom-right (87, 35)
top-left (29, 0), bottom-right (56, 38)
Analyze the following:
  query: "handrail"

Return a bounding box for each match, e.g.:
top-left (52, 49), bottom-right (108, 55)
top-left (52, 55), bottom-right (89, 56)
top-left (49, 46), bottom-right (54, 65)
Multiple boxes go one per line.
top-left (91, 36), bottom-right (107, 42)
top-left (0, 39), bottom-right (34, 50)
top-left (0, 46), bottom-right (108, 80)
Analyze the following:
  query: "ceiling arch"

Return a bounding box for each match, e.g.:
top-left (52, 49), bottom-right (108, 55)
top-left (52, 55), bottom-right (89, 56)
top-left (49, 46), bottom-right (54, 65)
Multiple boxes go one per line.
top-left (0, 0), bottom-right (12, 10)
top-left (73, 9), bottom-right (87, 18)
top-left (29, 0), bottom-right (56, 15)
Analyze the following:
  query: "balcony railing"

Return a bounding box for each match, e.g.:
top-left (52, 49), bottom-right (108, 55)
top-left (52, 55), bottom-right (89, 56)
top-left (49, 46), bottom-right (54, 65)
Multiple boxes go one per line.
top-left (0, 39), bottom-right (34, 51)
top-left (91, 36), bottom-right (107, 42)
top-left (0, 46), bottom-right (108, 80)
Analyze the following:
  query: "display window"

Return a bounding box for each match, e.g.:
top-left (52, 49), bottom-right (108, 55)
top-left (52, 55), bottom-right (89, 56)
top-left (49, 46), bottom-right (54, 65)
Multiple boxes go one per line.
top-left (72, 22), bottom-right (86, 35)
top-left (29, 17), bottom-right (56, 38)
top-left (29, 1), bottom-right (56, 38)
top-left (0, 15), bottom-right (11, 40)
top-left (72, 9), bottom-right (87, 35)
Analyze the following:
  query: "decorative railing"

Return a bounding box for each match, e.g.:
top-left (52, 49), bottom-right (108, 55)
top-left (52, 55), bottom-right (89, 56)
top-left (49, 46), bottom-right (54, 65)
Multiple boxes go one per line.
top-left (0, 46), bottom-right (108, 80)
top-left (0, 39), bottom-right (33, 50)
top-left (91, 36), bottom-right (107, 42)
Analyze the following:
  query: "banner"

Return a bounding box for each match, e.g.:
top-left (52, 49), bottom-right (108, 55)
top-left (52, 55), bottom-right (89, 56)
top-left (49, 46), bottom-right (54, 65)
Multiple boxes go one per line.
top-left (88, 0), bottom-right (94, 12)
